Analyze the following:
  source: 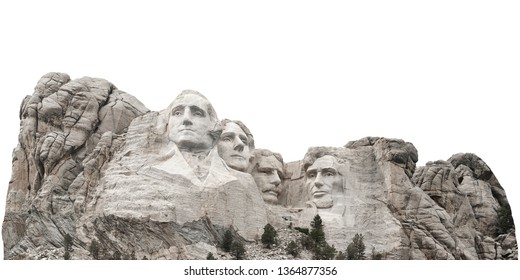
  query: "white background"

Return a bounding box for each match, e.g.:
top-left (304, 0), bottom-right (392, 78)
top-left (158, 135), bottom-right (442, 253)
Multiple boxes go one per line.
top-left (0, 0), bottom-right (518, 278)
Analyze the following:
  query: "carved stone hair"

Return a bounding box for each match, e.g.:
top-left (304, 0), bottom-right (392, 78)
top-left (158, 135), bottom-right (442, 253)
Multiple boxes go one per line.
top-left (302, 147), bottom-right (347, 174)
top-left (220, 119), bottom-right (255, 149)
top-left (248, 148), bottom-right (284, 174)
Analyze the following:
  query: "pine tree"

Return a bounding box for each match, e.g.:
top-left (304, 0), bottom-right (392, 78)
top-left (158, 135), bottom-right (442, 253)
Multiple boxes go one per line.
top-left (89, 240), bottom-right (100, 260)
top-left (222, 229), bottom-right (234, 252)
top-left (230, 241), bottom-right (246, 260)
top-left (335, 250), bottom-right (346, 260)
top-left (63, 233), bottom-right (73, 260)
top-left (496, 204), bottom-right (515, 235)
top-left (286, 240), bottom-right (300, 257)
top-left (300, 235), bottom-right (314, 250)
top-left (64, 234), bottom-right (73, 252)
top-left (261, 224), bottom-right (278, 249)
top-left (310, 214), bottom-right (326, 246)
top-left (346, 233), bottom-right (366, 260)
top-left (112, 251), bottom-right (121, 260)
top-left (314, 243), bottom-right (336, 260)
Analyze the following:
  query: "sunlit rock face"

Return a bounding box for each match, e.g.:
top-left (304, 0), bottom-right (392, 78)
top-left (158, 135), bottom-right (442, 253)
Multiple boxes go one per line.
top-left (285, 137), bottom-right (516, 259)
top-left (3, 73), bottom-right (149, 259)
top-left (93, 91), bottom-right (268, 247)
top-left (2, 74), bottom-right (517, 260)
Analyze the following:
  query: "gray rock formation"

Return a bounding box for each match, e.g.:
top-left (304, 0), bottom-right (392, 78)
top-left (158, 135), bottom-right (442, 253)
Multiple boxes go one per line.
top-left (3, 73), bottom-right (149, 259)
top-left (2, 74), bottom-right (516, 260)
top-left (285, 137), bottom-right (517, 259)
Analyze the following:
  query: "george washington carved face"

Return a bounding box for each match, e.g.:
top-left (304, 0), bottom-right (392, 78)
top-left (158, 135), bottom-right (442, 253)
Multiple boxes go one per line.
top-left (167, 91), bottom-right (220, 152)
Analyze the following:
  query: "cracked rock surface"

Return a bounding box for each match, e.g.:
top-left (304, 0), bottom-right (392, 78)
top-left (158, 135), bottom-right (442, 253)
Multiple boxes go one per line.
top-left (2, 75), bottom-right (516, 260)
top-left (3, 73), bottom-right (149, 259)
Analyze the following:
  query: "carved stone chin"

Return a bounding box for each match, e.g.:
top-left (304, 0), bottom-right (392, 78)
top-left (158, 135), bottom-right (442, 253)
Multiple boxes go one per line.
top-left (314, 198), bottom-right (334, 209)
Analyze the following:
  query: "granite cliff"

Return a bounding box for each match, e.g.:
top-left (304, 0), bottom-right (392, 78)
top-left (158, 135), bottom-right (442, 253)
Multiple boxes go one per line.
top-left (2, 73), bottom-right (516, 260)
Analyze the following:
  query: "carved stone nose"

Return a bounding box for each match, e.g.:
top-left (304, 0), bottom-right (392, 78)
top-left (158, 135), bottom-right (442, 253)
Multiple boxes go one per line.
top-left (234, 139), bottom-right (244, 152)
top-left (314, 174), bottom-right (324, 187)
top-left (270, 172), bottom-right (281, 186)
top-left (182, 118), bottom-right (193, 125)
top-left (181, 112), bottom-right (193, 125)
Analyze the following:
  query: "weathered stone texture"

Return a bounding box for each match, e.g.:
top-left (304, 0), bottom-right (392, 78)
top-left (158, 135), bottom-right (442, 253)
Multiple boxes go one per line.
top-left (3, 73), bottom-right (149, 259)
top-left (2, 74), bottom-right (516, 260)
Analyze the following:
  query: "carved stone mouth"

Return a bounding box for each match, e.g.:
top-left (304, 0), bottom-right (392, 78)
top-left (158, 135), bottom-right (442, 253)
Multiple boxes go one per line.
top-left (264, 190), bottom-right (279, 196)
top-left (312, 190), bottom-right (329, 197)
top-left (230, 154), bottom-right (245, 159)
top-left (178, 129), bottom-right (196, 135)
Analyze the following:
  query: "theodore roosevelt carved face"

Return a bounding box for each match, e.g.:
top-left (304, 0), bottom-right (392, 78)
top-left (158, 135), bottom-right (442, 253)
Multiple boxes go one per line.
top-left (249, 149), bottom-right (284, 204)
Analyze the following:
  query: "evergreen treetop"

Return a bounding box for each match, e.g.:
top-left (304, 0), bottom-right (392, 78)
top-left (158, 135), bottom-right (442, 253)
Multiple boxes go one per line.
top-left (261, 223), bottom-right (278, 249)
top-left (310, 214), bottom-right (326, 246)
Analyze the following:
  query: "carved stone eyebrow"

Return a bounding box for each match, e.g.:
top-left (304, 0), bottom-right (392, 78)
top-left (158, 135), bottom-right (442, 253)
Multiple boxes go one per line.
top-left (171, 105), bottom-right (185, 114)
top-left (306, 168), bottom-right (317, 175)
top-left (221, 131), bottom-right (236, 139)
top-left (321, 167), bottom-right (337, 174)
top-left (189, 105), bottom-right (206, 116)
top-left (258, 166), bottom-right (275, 172)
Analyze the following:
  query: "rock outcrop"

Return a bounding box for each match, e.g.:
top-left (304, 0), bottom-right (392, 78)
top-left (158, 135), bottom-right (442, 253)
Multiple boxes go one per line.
top-left (3, 73), bottom-right (149, 259)
top-left (2, 74), bottom-right (516, 260)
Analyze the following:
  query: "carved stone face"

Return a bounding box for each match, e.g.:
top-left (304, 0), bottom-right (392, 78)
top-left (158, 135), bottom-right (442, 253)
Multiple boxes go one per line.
top-left (305, 155), bottom-right (343, 209)
top-left (251, 155), bottom-right (283, 204)
top-left (168, 93), bottom-right (215, 151)
top-left (218, 122), bottom-right (251, 172)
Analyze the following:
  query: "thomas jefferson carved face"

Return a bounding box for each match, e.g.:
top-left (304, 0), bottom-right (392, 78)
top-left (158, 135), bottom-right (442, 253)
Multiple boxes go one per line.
top-left (168, 92), bottom-right (215, 151)
top-left (305, 155), bottom-right (343, 209)
top-left (218, 121), bottom-right (252, 172)
top-left (251, 155), bottom-right (283, 204)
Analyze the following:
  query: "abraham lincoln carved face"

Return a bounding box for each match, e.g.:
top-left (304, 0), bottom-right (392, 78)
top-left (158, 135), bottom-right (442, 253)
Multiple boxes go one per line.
top-left (305, 155), bottom-right (343, 209)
